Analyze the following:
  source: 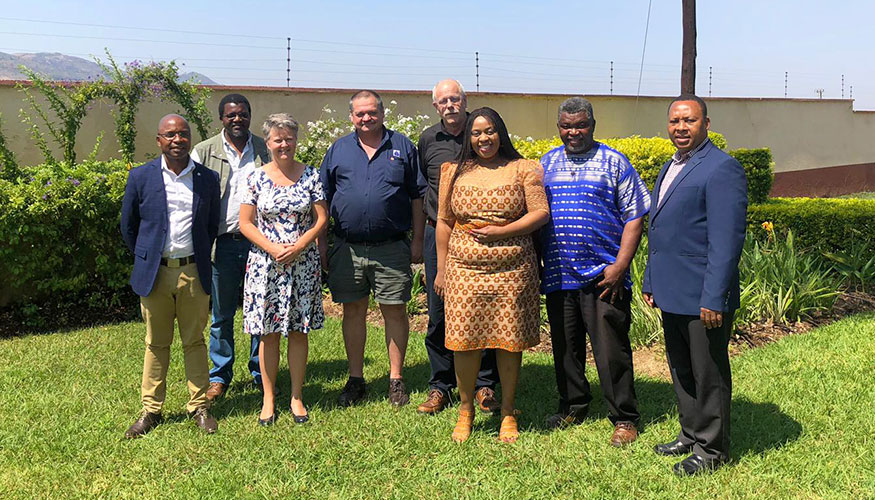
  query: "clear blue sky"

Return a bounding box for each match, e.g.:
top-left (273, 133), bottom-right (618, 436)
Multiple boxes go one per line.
top-left (2, 0), bottom-right (873, 109)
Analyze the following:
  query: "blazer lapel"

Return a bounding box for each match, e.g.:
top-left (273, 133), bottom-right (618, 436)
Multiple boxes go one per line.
top-left (191, 163), bottom-right (203, 218)
top-left (149, 159), bottom-right (168, 222)
top-left (650, 160), bottom-right (672, 221)
top-left (651, 141), bottom-right (713, 220)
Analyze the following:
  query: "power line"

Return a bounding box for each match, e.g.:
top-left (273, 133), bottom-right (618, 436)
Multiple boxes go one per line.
top-left (0, 31), bottom-right (280, 50)
top-left (0, 16), bottom-right (282, 40)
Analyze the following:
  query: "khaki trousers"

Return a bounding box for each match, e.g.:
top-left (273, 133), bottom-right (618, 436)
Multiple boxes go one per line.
top-left (139, 263), bottom-right (211, 414)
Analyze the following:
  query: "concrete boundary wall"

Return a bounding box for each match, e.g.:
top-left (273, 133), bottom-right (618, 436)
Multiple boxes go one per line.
top-left (1, 82), bottom-right (873, 181)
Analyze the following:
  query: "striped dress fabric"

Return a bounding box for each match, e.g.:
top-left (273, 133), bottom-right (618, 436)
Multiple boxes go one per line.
top-left (540, 143), bottom-right (651, 294)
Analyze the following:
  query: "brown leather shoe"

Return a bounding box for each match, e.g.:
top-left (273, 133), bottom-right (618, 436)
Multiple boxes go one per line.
top-left (190, 407), bottom-right (218, 434)
top-left (474, 387), bottom-right (500, 414)
top-left (124, 411), bottom-right (163, 439)
top-left (417, 389), bottom-right (450, 415)
top-left (206, 382), bottom-right (226, 402)
top-left (610, 421), bottom-right (638, 447)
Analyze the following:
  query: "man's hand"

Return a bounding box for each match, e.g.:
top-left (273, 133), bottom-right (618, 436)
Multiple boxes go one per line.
top-left (469, 225), bottom-right (505, 244)
top-left (700, 307), bottom-right (723, 329)
top-left (319, 248), bottom-right (329, 272)
top-left (597, 263), bottom-right (626, 303)
top-left (642, 292), bottom-right (656, 308)
top-left (410, 238), bottom-right (423, 264)
top-left (434, 270), bottom-right (445, 298)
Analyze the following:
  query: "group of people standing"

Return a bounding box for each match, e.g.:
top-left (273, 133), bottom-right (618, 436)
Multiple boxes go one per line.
top-left (120, 78), bottom-right (747, 477)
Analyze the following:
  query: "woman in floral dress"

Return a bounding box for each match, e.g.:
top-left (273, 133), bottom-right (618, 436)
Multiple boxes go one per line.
top-left (434, 107), bottom-right (550, 443)
top-left (240, 113), bottom-right (328, 425)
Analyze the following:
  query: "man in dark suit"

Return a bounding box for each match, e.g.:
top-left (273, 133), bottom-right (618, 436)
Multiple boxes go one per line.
top-left (120, 114), bottom-right (221, 439)
top-left (642, 95), bottom-right (748, 475)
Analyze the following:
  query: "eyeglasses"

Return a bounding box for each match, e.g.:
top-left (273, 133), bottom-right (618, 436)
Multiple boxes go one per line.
top-left (435, 96), bottom-right (462, 106)
top-left (158, 131), bottom-right (191, 140)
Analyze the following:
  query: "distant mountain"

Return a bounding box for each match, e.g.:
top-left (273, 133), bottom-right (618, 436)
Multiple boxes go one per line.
top-left (0, 52), bottom-right (217, 85)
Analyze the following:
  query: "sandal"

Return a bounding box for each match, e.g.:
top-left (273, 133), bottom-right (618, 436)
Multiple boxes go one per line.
top-left (452, 408), bottom-right (475, 443)
top-left (498, 411), bottom-right (520, 443)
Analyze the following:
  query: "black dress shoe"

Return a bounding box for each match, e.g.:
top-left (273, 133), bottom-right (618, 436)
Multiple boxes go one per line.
top-left (673, 454), bottom-right (727, 476)
top-left (654, 439), bottom-right (694, 456)
top-left (258, 414), bottom-right (277, 427)
top-left (124, 411), bottom-right (163, 439)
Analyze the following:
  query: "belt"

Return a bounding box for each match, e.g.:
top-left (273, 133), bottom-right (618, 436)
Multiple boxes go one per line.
top-left (219, 232), bottom-right (247, 241)
top-left (426, 218), bottom-right (437, 228)
top-left (160, 255), bottom-right (195, 268)
top-left (345, 233), bottom-right (406, 246)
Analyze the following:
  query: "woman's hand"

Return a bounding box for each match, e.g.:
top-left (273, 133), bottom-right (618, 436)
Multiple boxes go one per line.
top-left (434, 270), bottom-right (446, 298)
top-left (469, 225), bottom-right (505, 244)
top-left (270, 242), bottom-right (301, 264)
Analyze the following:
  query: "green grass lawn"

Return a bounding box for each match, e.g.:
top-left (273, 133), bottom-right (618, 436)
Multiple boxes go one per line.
top-left (1, 313), bottom-right (874, 499)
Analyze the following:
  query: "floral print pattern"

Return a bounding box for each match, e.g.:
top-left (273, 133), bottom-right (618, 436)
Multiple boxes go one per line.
top-left (243, 165), bottom-right (325, 336)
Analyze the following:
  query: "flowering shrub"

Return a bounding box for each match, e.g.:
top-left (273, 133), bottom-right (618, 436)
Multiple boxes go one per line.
top-left (0, 160), bottom-right (133, 327)
top-left (296, 102), bottom-right (430, 167)
top-left (15, 51), bottom-right (212, 169)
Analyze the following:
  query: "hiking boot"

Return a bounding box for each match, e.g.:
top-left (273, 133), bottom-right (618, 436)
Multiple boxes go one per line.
top-left (388, 378), bottom-right (409, 407)
top-left (338, 377), bottom-right (367, 407)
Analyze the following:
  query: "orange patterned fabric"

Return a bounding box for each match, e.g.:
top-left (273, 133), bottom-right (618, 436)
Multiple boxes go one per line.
top-left (438, 158), bottom-right (549, 352)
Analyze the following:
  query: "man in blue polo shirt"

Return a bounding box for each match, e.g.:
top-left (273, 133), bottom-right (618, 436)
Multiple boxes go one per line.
top-left (540, 97), bottom-right (650, 446)
top-left (319, 89), bottom-right (425, 408)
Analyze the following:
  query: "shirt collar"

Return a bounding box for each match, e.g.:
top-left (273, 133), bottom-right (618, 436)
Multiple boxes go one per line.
top-left (221, 130), bottom-right (252, 156)
top-left (672, 137), bottom-right (710, 163)
top-left (161, 155), bottom-right (195, 178)
top-left (355, 127), bottom-right (390, 150)
top-left (438, 113), bottom-right (469, 138)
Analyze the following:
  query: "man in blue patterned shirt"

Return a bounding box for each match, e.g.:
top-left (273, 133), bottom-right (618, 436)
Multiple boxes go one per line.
top-left (540, 97), bottom-right (650, 446)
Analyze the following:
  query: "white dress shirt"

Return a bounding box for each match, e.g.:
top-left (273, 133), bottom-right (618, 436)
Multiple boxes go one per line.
top-left (191, 132), bottom-right (255, 235)
top-left (160, 155), bottom-right (196, 258)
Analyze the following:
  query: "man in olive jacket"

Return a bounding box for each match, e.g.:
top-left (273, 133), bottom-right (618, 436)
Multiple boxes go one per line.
top-left (191, 93), bottom-right (270, 400)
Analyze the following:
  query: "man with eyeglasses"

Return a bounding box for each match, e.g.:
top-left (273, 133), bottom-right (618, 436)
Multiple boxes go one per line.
top-left (540, 97), bottom-right (650, 446)
top-left (414, 79), bottom-right (500, 415)
top-left (191, 94), bottom-right (271, 401)
top-left (121, 114), bottom-right (221, 438)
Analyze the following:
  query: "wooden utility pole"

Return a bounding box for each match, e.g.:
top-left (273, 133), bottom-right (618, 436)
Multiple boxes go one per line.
top-left (681, 0), bottom-right (697, 94)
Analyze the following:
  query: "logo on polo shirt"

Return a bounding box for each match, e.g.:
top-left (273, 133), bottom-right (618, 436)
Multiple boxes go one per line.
top-left (392, 149), bottom-right (401, 158)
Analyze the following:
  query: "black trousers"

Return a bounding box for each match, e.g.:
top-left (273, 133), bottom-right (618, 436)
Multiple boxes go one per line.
top-left (662, 311), bottom-right (733, 460)
top-left (423, 223), bottom-right (498, 395)
top-left (545, 287), bottom-right (639, 424)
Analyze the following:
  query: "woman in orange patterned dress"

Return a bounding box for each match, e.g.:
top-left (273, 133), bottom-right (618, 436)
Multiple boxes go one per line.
top-left (433, 107), bottom-right (549, 443)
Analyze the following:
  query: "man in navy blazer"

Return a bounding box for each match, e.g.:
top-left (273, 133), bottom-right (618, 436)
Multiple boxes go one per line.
top-left (642, 95), bottom-right (748, 475)
top-left (120, 114), bottom-right (221, 439)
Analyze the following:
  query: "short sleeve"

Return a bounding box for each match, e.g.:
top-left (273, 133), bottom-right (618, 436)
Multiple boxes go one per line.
top-left (437, 161), bottom-right (458, 223)
top-left (309, 165), bottom-right (326, 203)
top-left (518, 160), bottom-right (549, 215)
top-left (615, 157), bottom-right (651, 222)
top-left (243, 168), bottom-right (261, 206)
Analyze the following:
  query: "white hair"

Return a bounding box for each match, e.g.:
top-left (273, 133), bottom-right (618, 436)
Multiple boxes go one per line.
top-left (432, 79), bottom-right (467, 102)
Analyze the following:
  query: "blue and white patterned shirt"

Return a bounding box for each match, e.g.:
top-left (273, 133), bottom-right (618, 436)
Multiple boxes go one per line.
top-left (540, 143), bottom-right (651, 293)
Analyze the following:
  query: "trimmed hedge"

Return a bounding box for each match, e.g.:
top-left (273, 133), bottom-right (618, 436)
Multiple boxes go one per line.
top-left (747, 198), bottom-right (875, 252)
top-left (731, 148), bottom-right (774, 205)
top-left (0, 160), bottom-right (134, 328)
top-left (513, 131), bottom-right (773, 204)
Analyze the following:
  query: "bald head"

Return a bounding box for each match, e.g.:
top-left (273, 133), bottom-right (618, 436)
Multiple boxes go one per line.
top-left (156, 114), bottom-right (192, 164)
top-left (432, 79), bottom-right (466, 102)
top-left (158, 114), bottom-right (190, 132)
